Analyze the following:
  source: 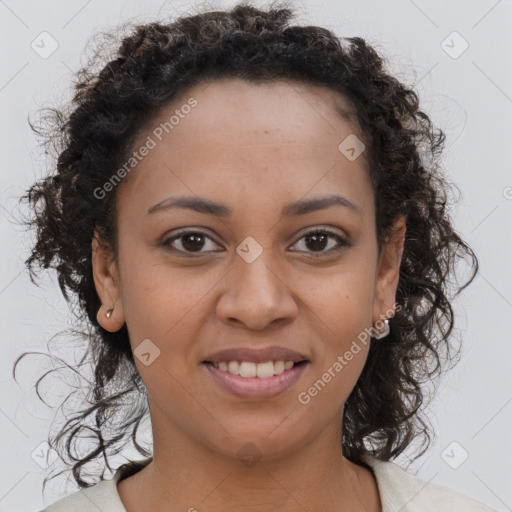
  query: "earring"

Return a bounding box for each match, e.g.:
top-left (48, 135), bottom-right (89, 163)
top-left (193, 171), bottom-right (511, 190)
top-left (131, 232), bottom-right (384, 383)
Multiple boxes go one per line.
top-left (373, 319), bottom-right (390, 340)
top-left (105, 307), bottom-right (114, 319)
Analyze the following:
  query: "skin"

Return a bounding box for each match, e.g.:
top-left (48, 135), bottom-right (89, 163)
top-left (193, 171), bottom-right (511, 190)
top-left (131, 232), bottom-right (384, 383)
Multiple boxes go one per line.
top-left (92, 77), bottom-right (406, 512)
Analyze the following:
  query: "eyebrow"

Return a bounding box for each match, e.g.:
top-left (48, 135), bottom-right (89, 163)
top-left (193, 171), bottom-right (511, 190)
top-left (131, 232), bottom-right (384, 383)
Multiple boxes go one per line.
top-left (146, 194), bottom-right (362, 218)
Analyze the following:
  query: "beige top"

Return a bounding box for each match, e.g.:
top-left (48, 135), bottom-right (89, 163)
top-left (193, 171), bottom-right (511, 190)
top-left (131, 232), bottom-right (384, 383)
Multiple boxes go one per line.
top-left (39, 454), bottom-right (497, 511)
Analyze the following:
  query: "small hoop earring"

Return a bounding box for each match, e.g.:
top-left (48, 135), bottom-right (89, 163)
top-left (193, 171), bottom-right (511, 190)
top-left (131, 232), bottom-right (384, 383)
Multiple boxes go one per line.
top-left (373, 319), bottom-right (390, 340)
top-left (105, 308), bottom-right (114, 319)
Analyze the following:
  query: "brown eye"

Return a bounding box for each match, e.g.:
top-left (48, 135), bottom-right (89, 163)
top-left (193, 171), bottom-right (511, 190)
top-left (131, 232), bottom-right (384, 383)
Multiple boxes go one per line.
top-left (160, 227), bottom-right (350, 257)
top-left (290, 229), bottom-right (350, 256)
top-left (161, 230), bottom-right (221, 255)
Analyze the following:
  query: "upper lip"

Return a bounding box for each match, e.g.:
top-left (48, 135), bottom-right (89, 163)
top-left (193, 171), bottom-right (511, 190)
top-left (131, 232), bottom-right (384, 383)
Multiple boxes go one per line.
top-left (203, 346), bottom-right (309, 364)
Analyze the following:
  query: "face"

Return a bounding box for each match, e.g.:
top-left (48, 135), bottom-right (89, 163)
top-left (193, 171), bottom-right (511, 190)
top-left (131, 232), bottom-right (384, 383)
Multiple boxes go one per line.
top-left (92, 77), bottom-right (405, 462)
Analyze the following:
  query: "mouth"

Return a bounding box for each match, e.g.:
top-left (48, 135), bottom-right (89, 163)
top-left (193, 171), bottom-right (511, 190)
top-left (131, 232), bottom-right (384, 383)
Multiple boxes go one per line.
top-left (202, 359), bottom-right (310, 399)
top-left (202, 359), bottom-right (309, 378)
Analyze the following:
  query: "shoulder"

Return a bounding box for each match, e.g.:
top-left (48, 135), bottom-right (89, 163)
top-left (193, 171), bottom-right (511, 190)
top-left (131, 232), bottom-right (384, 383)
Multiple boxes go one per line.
top-left (38, 458), bottom-right (152, 512)
top-left (38, 478), bottom-right (125, 512)
top-left (362, 454), bottom-right (497, 512)
top-left (38, 473), bottom-right (127, 512)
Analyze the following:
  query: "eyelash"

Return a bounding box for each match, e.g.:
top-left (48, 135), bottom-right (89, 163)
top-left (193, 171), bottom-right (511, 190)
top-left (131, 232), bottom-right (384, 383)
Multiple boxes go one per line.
top-left (160, 227), bottom-right (351, 257)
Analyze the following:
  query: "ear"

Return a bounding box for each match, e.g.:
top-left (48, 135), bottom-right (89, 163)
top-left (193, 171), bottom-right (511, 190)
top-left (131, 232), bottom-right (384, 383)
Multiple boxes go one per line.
top-left (92, 229), bottom-right (125, 332)
top-left (372, 216), bottom-right (406, 326)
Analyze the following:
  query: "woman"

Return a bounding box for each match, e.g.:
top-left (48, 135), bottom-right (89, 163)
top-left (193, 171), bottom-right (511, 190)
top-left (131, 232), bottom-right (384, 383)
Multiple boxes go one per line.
top-left (16, 2), bottom-right (496, 511)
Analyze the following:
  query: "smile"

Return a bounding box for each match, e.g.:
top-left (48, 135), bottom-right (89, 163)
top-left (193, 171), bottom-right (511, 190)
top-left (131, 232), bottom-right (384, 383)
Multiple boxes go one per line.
top-left (203, 360), bottom-right (309, 399)
top-left (210, 360), bottom-right (297, 377)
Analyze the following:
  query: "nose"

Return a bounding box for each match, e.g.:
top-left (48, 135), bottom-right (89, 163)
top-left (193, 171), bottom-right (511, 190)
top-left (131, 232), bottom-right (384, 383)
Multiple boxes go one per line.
top-left (215, 251), bottom-right (298, 331)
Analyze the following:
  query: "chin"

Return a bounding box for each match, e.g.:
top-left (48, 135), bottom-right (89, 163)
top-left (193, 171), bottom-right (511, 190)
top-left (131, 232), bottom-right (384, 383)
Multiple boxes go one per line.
top-left (205, 427), bottom-right (307, 465)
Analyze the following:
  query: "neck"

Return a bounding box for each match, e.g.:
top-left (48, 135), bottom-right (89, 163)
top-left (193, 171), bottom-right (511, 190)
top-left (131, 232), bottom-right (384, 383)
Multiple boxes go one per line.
top-left (117, 410), bottom-right (381, 511)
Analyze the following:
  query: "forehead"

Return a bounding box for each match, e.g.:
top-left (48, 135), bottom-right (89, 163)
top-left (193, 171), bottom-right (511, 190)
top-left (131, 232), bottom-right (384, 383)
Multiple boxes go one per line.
top-left (117, 77), bottom-right (373, 221)
top-left (161, 77), bottom-right (361, 145)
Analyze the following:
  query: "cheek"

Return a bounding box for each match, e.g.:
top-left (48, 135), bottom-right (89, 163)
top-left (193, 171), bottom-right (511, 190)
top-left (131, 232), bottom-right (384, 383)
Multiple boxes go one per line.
top-left (295, 265), bottom-right (375, 392)
top-left (122, 271), bottom-right (195, 342)
top-left (297, 350), bottom-right (368, 422)
top-left (300, 263), bottom-right (375, 331)
top-left (119, 253), bottom-right (227, 362)
top-left (117, 235), bottom-right (184, 325)
top-left (297, 291), bottom-right (372, 414)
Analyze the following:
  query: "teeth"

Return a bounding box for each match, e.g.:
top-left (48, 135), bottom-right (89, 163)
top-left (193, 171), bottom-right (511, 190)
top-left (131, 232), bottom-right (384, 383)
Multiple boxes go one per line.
top-left (213, 360), bottom-right (296, 377)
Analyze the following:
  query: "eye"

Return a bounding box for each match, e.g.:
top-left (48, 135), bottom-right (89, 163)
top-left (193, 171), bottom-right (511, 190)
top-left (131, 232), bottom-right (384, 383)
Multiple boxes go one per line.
top-left (290, 228), bottom-right (351, 256)
top-left (160, 229), bottom-right (222, 256)
top-left (160, 227), bottom-right (351, 257)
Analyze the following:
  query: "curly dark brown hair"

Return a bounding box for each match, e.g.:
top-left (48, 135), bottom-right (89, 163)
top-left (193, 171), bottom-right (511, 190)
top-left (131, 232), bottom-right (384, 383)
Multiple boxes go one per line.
top-left (13, 0), bottom-right (478, 491)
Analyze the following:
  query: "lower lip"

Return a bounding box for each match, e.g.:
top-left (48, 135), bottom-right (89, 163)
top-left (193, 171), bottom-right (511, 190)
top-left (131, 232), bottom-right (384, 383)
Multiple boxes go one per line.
top-left (203, 362), bottom-right (309, 400)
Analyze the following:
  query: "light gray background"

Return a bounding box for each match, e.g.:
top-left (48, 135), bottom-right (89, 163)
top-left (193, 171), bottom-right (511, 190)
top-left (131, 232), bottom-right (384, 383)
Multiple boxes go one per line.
top-left (1, 0), bottom-right (511, 510)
